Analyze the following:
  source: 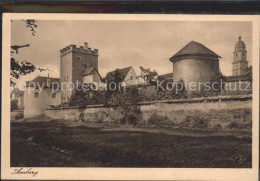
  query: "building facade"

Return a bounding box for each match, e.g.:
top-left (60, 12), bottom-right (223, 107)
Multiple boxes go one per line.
top-left (24, 76), bottom-right (61, 118)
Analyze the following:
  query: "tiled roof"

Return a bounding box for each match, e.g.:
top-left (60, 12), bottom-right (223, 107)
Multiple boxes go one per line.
top-left (158, 73), bottom-right (173, 80)
top-left (107, 66), bottom-right (132, 79)
top-left (26, 76), bottom-right (60, 89)
top-left (224, 75), bottom-right (250, 82)
top-left (82, 67), bottom-right (102, 79)
top-left (82, 67), bottom-right (95, 76)
top-left (170, 41), bottom-right (221, 62)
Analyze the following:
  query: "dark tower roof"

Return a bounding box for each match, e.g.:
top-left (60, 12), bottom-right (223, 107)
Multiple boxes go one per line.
top-left (235, 36), bottom-right (246, 51)
top-left (170, 41), bottom-right (221, 62)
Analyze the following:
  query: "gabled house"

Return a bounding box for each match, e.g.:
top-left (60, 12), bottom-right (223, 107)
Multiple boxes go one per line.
top-left (82, 67), bottom-right (103, 90)
top-left (107, 66), bottom-right (137, 86)
top-left (82, 67), bottom-right (102, 83)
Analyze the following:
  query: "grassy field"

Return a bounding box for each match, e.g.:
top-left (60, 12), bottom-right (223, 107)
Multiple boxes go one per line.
top-left (11, 120), bottom-right (252, 168)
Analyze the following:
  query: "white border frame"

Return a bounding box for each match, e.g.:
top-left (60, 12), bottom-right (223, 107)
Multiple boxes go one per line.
top-left (2, 14), bottom-right (259, 181)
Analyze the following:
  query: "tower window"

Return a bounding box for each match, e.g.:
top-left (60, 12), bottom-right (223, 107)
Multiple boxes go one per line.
top-left (52, 93), bottom-right (56, 98)
top-left (77, 56), bottom-right (81, 61)
top-left (34, 92), bottom-right (39, 98)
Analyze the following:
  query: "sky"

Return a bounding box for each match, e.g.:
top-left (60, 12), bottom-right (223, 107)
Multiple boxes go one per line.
top-left (11, 20), bottom-right (252, 84)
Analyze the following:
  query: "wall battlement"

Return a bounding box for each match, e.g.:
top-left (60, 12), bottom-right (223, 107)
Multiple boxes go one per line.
top-left (60, 42), bottom-right (98, 56)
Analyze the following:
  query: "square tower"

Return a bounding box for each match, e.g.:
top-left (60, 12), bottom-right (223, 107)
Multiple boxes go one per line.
top-left (60, 42), bottom-right (99, 104)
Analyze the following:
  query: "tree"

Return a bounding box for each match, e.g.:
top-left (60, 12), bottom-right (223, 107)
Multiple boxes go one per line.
top-left (111, 87), bottom-right (142, 126)
top-left (103, 70), bottom-right (142, 125)
top-left (104, 69), bottom-right (124, 91)
top-left (103, 69), bottom-right (125, 105)
top-left (10, 20), bottom-right (48, 87)
top-left (139, 66), bottom-right (158, 85)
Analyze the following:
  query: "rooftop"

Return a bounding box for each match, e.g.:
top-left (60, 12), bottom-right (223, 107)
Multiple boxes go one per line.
top-left (158, 73), bottom-right (173, 80)
top-left (170, 41), bottom-right (221, 62)
top-left (224, 75), bottom-right (250, 82)
top-left (107, 66), bottom-right (132, 79)
top-left (26, 76), bottom-right (60, 89)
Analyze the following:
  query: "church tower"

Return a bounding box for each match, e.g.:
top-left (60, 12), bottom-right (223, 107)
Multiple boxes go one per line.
top-left (232, 36), bottom-right (248, 76)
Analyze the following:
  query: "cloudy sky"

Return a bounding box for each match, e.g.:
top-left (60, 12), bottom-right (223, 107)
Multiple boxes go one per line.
top-left (11, 20), bottom-right (252, 84)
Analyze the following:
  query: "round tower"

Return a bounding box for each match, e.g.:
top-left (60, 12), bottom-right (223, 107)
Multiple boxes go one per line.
top-left (169, 41), bottom-right (221, 91)
top-left (232, 36), bottom-right (248, 76)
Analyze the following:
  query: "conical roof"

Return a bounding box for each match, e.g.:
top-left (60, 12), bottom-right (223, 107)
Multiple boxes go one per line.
top-left (170, 41), bottom-right (221, 62)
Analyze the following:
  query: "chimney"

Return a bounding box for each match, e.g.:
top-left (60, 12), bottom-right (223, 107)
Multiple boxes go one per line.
top-left (84, 42), bottom-right (88, 49)
top-left (47, 73), bottom-right (50, 88)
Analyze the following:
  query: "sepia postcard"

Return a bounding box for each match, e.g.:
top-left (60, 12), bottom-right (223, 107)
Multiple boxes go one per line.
top-left (1, 13), bottom-right (259, 180)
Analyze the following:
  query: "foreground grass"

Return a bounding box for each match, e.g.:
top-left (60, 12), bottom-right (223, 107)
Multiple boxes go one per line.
top-left (11, 121), bottom-right (251, 168)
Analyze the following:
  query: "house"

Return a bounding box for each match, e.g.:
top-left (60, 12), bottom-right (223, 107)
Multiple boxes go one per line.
top-left (24, 76), bottom-right (61, 118)
top-left (158, 73), bottom-right (173, 82)
top-left (82, 67), bottom-right (103, 90)
top-left (107, 66), bottom-right (137, 86)
top-left (223, 75), bottom-right (251, 92)
top-left (11, 89), bottom-right (24, 110)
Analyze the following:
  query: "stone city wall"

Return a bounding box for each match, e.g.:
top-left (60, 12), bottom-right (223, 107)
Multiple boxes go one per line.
top-left (45, 95), bottom-right (252, 129)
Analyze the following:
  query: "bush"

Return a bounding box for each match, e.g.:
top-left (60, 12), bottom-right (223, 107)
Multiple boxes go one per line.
top-left (11, 100), bottom-right (18, 111)
top-left (109, 87), bottom-right (142, 126)
top-left (180, 114), bottom-right (209, 129)
top-left (96, 118), bottom-right (104, 123)
top-left (213, 123), bottom-right (222, 130)
top-left (147, 113), bottom-right (172, 127)
top-left (15, 112), bottom-right (24, 119)
top-left (228, 121), bottom-right (252, 129)
top-left (120, 107), bottom-right (142, 126)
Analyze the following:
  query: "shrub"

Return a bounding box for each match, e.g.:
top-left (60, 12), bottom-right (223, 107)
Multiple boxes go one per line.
top-left (96, 118), bottom-right (104, 123)
top-left (15, 112), bottom-right (24, 119)
top-left (110, 87), bottom-right (142, 126)
top-left (213, 123), bottom-right (222, 130)
top-left (193, 116), bottom-right (210, 129)
top-left (11, 100), bottom-right (18, 111)
top-left (147, 113), bottom-right (170, 126)
top-left (120, 106), bottom-right (142, 126)
top-left (180, 114), bottom-right (210, 129)
top-left (228, 121), bottom-right (252, 129)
